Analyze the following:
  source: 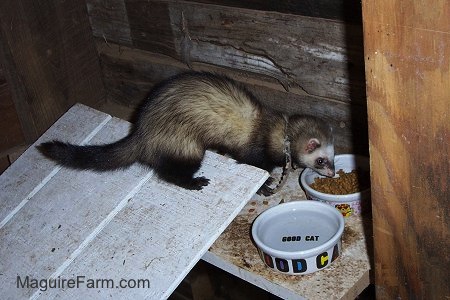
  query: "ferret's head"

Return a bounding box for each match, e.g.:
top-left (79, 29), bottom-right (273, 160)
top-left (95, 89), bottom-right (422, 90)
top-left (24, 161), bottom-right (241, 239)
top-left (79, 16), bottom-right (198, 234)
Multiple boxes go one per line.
top-left (288, 116), bottom-right (335, 177)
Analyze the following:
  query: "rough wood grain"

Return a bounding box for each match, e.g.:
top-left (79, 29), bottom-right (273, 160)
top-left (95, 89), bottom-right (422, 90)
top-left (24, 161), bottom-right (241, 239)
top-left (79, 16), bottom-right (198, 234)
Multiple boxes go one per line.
top-left (186, 0), bottom-right (363, 23)
top-left (86, 0), bottom-right (132, 46)
top-left (96, 42), bottom-right (369, 155)
top-left (362, 0), bottom-right (450, 298)
top-left (0, 78), bottom-right (25, 153)
top-left (86, 0), bottom-right (366, 103)
top-left (0, 0), bottom-right (105, 142)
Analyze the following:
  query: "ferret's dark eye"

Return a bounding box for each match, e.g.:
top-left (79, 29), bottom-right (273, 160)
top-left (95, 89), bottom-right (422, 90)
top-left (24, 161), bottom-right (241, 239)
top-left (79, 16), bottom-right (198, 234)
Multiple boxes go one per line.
top-left (316, 158), bottom-right (324, 165)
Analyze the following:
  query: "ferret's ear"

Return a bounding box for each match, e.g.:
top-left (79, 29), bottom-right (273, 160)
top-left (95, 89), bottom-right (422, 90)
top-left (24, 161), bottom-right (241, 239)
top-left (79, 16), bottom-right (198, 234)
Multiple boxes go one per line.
top-left (305, 138), bottom-right (321, 153)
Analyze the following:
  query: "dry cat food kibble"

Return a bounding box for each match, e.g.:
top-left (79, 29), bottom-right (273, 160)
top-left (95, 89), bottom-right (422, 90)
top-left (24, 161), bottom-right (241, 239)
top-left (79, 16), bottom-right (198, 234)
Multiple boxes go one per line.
top-left (310, 169), bottom-right (369, 195)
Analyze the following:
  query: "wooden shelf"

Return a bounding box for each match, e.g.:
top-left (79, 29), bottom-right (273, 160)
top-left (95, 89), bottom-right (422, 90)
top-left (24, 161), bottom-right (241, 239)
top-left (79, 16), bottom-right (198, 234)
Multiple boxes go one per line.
top-left (204, 168), bottom-right (372, 300)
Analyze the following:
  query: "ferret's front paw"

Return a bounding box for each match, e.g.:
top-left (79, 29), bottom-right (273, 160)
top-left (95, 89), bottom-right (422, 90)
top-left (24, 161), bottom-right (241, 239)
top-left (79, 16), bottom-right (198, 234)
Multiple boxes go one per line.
top-left (189, 176), bottom-right (210, 190)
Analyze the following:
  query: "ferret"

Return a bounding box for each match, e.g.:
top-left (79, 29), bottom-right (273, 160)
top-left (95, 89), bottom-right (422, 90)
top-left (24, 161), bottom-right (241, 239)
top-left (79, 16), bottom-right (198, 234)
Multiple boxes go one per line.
top-left (38, 72), bottom-right (335, 195)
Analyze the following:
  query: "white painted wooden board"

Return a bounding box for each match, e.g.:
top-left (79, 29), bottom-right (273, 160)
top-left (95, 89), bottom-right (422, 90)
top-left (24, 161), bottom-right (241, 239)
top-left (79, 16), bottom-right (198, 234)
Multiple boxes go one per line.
top-left (0, 105), bottom-right (111, 225)
top-left (0, 104), bottom-right (269, 300)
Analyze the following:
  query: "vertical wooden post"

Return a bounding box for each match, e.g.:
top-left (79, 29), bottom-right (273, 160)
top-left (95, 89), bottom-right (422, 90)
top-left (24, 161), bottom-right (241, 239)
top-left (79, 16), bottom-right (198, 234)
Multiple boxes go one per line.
top-left (362, 0), bottom-right (449, 298)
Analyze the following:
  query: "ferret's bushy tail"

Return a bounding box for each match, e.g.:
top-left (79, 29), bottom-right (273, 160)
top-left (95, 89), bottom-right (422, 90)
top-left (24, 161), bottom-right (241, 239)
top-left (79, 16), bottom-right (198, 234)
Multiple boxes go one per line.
top-left (37, 136), bottom-right (140, 171)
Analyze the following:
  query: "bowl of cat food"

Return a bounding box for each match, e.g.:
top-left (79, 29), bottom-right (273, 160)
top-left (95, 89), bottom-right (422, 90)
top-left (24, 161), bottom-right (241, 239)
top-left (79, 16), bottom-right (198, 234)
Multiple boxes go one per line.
top-left (299, 154), bottom-right (370, 218)
top-left (251, 201), bottom-right (344, 275)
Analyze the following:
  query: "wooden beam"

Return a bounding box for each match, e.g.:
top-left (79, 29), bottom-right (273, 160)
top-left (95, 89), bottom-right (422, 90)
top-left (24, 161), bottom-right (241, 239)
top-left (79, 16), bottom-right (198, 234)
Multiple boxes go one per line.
top-left (0, 0), bottom-right (105, 142)
top-left (185, 0), bottom-right (362, 23)
top-left (362, 0), bottom-right (450, 298)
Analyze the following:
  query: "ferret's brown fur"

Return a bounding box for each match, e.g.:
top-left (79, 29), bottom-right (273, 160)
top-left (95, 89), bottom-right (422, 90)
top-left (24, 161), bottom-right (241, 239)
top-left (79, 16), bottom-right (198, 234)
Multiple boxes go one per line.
top-left (38, 72), bottom-right (335, 193)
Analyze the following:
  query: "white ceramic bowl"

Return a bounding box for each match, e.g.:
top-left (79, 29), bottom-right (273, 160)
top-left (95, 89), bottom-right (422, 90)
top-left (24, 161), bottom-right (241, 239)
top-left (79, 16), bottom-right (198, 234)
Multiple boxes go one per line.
top-left (251, 201), bottom-right (344, 275)
top-left (299, 154), bottom-right (370, 218)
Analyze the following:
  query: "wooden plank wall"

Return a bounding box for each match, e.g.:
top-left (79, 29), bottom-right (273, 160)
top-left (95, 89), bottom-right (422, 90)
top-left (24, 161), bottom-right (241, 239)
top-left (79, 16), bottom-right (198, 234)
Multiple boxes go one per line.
top-left (363, 0), bottom-right (449, 298)
top-left (0, 67), bottom-right (25, 172)
top-left (86, 0), bottom-right (368, 154)
top-left (0, 0), bottom-right (105, 144)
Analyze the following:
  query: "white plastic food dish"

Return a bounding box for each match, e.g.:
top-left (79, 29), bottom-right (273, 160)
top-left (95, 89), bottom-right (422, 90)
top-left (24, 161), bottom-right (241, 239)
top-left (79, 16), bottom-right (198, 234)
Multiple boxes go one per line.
top-left (300, 154), bottom-right (370, 218)
top-left (251, 201), bottom-right (344, 275)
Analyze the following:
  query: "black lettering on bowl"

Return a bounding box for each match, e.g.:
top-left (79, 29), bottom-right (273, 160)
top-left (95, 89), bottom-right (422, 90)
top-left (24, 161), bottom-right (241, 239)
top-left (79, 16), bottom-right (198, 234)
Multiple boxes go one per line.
top-left (281, 235), bottom-right (301, 242)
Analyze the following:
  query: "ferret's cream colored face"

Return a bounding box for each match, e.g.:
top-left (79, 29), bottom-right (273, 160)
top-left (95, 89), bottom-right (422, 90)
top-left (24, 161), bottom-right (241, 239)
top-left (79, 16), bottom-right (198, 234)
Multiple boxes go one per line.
top-left (311, 144), bottom-right (335, 177)
top-left (293, 140), bottom-right (335, 177)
